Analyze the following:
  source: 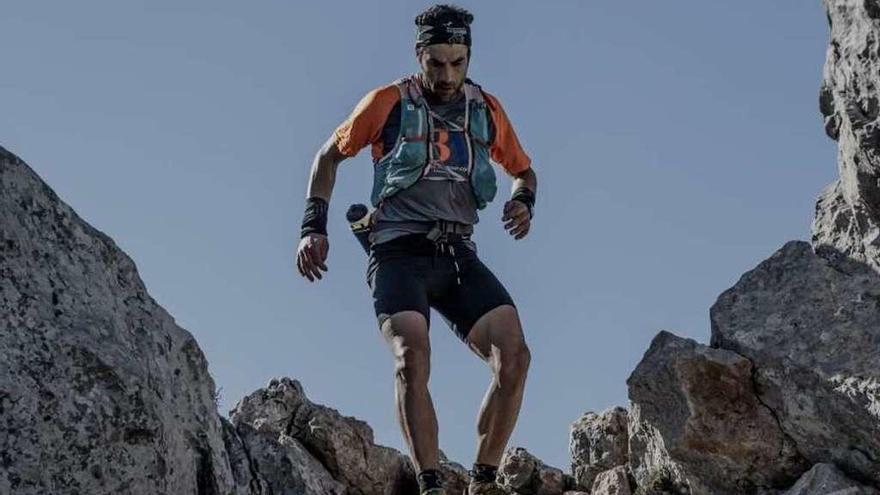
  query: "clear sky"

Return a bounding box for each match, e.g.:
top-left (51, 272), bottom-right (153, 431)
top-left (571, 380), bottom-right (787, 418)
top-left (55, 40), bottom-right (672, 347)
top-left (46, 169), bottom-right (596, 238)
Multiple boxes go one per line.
top-left (2, 1), bottom-right (835, 472)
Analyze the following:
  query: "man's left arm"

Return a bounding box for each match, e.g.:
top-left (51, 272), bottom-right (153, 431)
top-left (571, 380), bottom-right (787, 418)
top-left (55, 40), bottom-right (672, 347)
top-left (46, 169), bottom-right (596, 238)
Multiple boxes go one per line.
top-left (482, 90), bottom-right (537, 240)
top-left (503, 166), bottom-right (537, 240)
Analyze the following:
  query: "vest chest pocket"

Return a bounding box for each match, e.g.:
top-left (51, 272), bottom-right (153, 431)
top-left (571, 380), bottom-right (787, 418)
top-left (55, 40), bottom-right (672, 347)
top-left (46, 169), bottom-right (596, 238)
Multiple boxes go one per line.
top-left (467, 103), bottom-right (497, 209)
top-left (385, 136), bottom-right (428, 190)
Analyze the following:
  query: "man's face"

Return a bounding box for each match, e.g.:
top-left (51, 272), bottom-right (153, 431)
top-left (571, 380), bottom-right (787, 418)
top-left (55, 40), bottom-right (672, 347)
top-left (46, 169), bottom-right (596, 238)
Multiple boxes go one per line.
top-left (417, 43), bottom-right (469, 102)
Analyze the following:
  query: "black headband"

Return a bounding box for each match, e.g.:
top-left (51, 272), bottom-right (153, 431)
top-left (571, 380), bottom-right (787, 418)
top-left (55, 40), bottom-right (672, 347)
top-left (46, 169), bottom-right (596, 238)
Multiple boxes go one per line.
top-left (415, 23), bottom-right (472, 48)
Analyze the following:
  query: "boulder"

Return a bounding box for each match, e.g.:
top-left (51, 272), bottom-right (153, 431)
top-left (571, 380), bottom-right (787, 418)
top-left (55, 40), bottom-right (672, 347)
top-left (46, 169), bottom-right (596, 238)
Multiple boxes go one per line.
top-left (498, 446), bottom-right (570, 495)
top-left (221, 416), bottom-right (344, 494)
top-left (783, 463), bottom-right (879, 495)
top-left (711, 241), bottom-right (880, 485)
top-left (627, 331), bottom-right (807, 494)
top-left (591, 466), bottom-right (632, 495)
top-left (229, 376), bottom-right (418, 495)
top-left (570, 406), bottom-right (629, 490)
top-left (0, 145), bottom-right (237, 493)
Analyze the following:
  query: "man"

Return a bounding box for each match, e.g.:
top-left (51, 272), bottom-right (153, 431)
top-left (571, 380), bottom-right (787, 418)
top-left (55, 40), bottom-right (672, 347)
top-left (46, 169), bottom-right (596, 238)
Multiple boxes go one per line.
top-left (296, 5), bottom-right (536, 495)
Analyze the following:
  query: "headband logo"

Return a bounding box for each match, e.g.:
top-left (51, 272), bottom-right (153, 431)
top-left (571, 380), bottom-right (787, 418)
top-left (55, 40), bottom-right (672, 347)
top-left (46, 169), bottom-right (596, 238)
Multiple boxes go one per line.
top-left (446, 26), bottom-right (468, 44)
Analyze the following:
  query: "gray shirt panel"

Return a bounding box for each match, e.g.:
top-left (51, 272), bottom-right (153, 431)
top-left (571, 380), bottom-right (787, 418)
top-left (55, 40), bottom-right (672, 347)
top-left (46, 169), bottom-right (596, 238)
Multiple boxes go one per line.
top-left (372, 93), bottom-right (481, 245)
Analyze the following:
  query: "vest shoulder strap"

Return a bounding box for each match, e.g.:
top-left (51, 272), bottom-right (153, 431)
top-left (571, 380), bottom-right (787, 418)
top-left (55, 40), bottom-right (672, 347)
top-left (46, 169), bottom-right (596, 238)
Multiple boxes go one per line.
top-left (394, 75), bottom-right (425, 105)
top-left (463, 80), bottom-right (485, 104)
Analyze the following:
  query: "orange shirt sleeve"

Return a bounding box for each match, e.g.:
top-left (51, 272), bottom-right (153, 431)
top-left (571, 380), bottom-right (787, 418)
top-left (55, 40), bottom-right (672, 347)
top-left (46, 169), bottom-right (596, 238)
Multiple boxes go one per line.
top-left (482, 91), bottom-right (532, 176)
top-left (333, 84), bottom-right (401, 158)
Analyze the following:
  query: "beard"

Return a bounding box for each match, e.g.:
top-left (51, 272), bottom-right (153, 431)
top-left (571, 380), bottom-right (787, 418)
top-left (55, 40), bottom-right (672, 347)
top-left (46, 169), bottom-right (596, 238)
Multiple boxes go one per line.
top-left (419, 74), bottom-right (464, 101)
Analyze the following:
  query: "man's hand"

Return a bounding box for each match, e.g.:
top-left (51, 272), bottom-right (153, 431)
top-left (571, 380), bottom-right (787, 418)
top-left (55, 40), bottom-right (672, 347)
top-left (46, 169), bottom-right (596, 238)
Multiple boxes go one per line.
top-left (296, 233), bottom-right (329, 282)
top-left (502, 200), bottom-right (531, 240)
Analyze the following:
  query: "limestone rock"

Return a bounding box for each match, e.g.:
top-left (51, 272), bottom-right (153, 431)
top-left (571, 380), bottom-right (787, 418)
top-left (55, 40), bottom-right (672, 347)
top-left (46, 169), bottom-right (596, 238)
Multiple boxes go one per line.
top-left (498, 446), bottom-right (568, 495)
top-left (783, 463), bottom-right (879, 495)
top-left (221, 417), bottom-right (271, 494)
top-left (221, 416), bottom-right (344, 495)
top-left (229, 376), bottom-right (417, 495)
top-left (0, 145), bottom-right (237, 493)
top-left (438, 450), bottom-right (471, 495)
top-left (711, 241), bottom-right (880, 485)
top-left (627, 331), bottom-right (807, 494)
top-left (570, 406), bottom-right (629, 490)
top-left (591, 466), bottom-right (632, 495)
top-left (626, 407), bottom-right (689, 495)
top-left (812, 0), bottom-right (880, 271)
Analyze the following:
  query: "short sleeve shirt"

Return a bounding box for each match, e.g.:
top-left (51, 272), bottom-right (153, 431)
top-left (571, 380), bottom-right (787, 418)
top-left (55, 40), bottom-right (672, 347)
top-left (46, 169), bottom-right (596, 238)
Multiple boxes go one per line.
top-left (333, 78), bottom-right (531, 244)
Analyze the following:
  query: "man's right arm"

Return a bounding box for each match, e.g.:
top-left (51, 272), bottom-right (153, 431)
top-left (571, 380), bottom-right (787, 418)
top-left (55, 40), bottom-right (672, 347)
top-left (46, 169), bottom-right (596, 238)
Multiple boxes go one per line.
top-left (295, 83), bottom-right (399, 282)
top-left (306, 134), bottom-right (348, 202)
top-left (296, 135), bottom-right (348, 282)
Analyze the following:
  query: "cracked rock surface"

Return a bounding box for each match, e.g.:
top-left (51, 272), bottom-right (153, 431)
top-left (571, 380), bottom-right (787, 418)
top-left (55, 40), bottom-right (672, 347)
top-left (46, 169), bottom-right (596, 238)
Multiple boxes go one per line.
top-left (813, 0), bottom-right (880, 272)
top-left (228, 376), bottom-right (420, 495)
top-left (0, 146), bottom-right (236, 494)
top-left (627, 331), bottom-right (807, 494)
top-left (711, 241), bottom-right (880, 486)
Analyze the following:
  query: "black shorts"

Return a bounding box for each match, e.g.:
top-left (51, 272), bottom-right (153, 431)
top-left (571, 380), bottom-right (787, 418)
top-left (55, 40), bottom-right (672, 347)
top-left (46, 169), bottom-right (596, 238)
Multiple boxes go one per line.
top-left (366, 233), bottom-right (516, 342)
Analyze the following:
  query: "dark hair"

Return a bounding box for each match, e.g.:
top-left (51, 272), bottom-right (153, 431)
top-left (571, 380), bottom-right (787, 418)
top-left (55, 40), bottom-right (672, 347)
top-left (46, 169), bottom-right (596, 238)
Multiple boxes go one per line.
top-left (414, 4), bottom-right (474, 28)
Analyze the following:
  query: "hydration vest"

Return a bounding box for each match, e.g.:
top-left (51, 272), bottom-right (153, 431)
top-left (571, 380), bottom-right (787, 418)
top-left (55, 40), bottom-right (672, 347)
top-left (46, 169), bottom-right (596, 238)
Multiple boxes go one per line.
top-left (369, 75), bottom-right (498, 210)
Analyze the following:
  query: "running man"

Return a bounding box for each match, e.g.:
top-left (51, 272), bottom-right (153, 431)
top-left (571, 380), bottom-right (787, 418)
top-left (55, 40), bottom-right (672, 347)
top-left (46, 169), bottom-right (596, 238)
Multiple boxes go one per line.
top-left (296, 5), bottom-right (537, 494)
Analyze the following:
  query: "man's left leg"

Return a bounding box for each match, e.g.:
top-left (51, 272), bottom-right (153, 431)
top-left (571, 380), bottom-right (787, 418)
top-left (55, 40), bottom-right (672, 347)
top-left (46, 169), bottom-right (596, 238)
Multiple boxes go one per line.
top-left (465, 304), bottom-right (531, 469)
top-left (429, 242), bottom-right (530, 491)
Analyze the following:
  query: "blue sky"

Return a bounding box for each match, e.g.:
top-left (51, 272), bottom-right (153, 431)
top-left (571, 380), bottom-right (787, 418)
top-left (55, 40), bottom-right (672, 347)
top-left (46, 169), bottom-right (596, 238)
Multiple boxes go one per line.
top-left (2, 1), bottom-right (834, 471)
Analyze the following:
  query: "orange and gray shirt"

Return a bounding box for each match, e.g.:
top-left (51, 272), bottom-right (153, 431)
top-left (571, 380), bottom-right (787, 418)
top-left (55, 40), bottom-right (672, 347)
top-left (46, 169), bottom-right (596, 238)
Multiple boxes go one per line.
top-left (334, 79), bottom-right (531, 244)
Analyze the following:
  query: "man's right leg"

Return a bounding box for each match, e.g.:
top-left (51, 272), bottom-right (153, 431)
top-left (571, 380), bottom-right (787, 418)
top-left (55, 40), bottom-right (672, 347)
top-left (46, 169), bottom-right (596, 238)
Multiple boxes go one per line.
top-left (368, 236), bottom-right (445, 491)
top-left (380, 310), bottom-right (440, 473)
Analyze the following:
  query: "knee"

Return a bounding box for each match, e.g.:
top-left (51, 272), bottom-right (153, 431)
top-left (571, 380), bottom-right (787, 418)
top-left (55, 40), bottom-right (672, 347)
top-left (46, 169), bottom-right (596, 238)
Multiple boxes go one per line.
top-left (496, 342), bottom-right (530, 386)
top-left (394, 344), bottom-right (431, 387)
top-left (381, 311), bottom-right (431, 387)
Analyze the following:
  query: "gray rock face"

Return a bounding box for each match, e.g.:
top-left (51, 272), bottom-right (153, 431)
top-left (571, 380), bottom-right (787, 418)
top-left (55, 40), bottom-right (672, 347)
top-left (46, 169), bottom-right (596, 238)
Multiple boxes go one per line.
top-left (783, 463), bottom-right (879, 495)
top-left (220, 417), bottom-right (271, 494)
top-left (0, 146), bottom-right (237, 493)
top-left (228, 377), bottom-right (418, 495)
top-left (591, 466), bottom-right (632, 495)
top-left (627, 331), bottom-right (807, 494)
top-left (711, 241), bottom-right (880, 485)
top-left (570, 407), bottom-right (629, 490)
top-left (498, 446), bottom-right (571, 495)
top-left (813, 0), bottom-right (880, 271)
top-left (221, 416), bottom-right (344, 495)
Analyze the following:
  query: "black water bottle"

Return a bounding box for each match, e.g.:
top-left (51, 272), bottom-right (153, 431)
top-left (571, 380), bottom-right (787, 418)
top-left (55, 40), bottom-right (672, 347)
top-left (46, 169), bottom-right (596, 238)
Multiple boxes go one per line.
top-left (346, 203), bottom-right (373, 254)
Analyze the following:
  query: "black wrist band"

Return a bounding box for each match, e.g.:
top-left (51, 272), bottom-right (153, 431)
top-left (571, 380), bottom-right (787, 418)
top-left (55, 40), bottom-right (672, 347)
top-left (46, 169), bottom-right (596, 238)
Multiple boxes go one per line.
top-left (511, 186), bottom-right (535, 218)
top-left (301, 197), bottom-right (329, 238)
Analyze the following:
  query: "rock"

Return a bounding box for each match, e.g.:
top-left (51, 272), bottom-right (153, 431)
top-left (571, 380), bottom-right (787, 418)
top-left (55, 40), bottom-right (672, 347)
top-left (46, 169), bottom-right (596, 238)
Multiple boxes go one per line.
top-left (711, 241), bottom-right (880, 485)
top-left (221, 417), bottom-right (344, 495)
top-left (627, 331), bottom-right (807, 494)
top-left (812, 0), bottom-right (880, 272)
top-left (229, 376), bottom-right (417, 495)
top-left (0, 145), bottom-right (237, 493)
top-left (221, 417), bottom-right (271, 494)
top-left (626, 411), bottom-right (688, 495)
top-left (497, 446), bottom-right (567, 495)
top-left (438, 449), bottom-right (470, 495)
top-left (570, 406), bottom-right (629, 490)
top-left (591, 466), bottom-right (632, 495)
top-left (783, 463), bottom-right (879, 495)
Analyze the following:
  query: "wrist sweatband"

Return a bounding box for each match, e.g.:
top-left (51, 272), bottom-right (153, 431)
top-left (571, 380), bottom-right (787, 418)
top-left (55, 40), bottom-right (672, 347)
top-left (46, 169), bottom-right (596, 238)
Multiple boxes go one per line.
top-left (511, 186), bottom-right (535, 218)
top-left (301, 197), bottom-right (329, 238)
